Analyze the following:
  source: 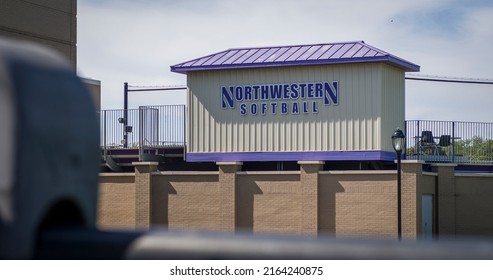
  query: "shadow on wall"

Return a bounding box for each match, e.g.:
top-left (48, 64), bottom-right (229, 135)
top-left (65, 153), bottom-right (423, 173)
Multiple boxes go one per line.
top-left (236, 181), bottom-right (262, 232)
top-left (319, 174), bottom-right (398, 239)
top-left (319, 183), bottom-right (345, 235)
top-left (152, 174), bottom-right (220, 230)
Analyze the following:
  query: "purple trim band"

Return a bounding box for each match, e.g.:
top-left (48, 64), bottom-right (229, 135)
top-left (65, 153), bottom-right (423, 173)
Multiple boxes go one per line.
top-left (185, 151), bottom-right (397, 162)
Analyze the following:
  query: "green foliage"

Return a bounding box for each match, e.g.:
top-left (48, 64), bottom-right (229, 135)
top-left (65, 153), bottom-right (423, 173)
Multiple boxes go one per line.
top-left (454, 136), bottom-right (493, 162)
top-left (406, 136), bottom-right (493, 163)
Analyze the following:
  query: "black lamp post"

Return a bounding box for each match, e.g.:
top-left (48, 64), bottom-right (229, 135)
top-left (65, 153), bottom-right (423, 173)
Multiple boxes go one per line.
top-left (392, 128), bottom-right (406, 240)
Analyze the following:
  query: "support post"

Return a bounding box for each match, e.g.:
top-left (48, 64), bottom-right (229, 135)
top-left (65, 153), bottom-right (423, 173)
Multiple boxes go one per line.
top-left (298, 161), bottom-right (324, 236)
top-left (217, 162), bottom-right (242, 232)
top-left (133, 161), bottom-right (159, 229)
top-left (401, 160), bottom-right (425, 240)
top-left (138, 107), bottom-right (144, 161)
top-left (432, 163), bottom-right (457, 239)
top-left (397, 152), bottom-right (402, 240)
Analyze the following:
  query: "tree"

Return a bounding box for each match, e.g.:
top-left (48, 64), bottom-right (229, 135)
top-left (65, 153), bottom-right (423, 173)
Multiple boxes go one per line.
top-left (454, 136), bottom-right (493, 163)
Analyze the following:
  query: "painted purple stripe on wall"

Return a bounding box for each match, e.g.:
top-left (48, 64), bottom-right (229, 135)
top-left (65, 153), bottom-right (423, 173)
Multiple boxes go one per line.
top-left (185, 151), bottom-right (397, 162)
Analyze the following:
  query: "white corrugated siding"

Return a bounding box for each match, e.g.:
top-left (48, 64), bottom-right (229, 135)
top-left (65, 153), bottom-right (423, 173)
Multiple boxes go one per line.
top-left (380, 64), bottom-right (406, 152)
top-left (187, 63), bottom-right (404, 154)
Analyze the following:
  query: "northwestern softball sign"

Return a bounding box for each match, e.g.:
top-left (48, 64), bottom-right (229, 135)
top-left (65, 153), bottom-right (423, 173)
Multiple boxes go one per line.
top-left (221, 81), bottom-right (339, 116)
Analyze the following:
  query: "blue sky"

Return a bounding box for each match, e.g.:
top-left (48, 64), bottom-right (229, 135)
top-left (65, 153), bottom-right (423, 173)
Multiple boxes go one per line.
top-left (78, 0), bottom-right (493, 122)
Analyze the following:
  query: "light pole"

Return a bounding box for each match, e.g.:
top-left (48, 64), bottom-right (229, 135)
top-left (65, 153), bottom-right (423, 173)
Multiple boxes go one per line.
top-left (392, 128), bottom-right (406, 240)
top-left (123, 82), bottom-right (129, 148)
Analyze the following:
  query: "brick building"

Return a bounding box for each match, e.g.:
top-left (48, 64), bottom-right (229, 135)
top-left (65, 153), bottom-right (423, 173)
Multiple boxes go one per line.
top-left (171, 41), bottom-right (419, 163)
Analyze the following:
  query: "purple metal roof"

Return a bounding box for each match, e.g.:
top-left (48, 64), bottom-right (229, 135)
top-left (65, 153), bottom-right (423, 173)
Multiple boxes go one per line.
top-left (170, 41), bottom-right (420, 74)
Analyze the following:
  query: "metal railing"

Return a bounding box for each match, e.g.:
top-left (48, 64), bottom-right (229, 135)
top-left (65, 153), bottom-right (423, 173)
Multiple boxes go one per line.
top-left (99, 113), bottom-right (493, 165)
top-left (99, 105), bottom-right (186, 158)
top-left (406, 120), bottom-right (493, 165)
top-left (144, 105), bottom-right (186, 147)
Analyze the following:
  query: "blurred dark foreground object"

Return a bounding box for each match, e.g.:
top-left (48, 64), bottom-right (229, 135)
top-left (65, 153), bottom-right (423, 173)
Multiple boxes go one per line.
top-left (1, 37), bottom-right (493, 260)
top-left (0, 37), bottom-right (99, 259)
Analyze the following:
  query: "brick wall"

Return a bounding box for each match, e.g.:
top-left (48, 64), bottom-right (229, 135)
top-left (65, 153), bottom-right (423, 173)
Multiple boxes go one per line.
top-left (319, 172), bottom-right (396, 239)
top-left (98, 174), bottom-right (135, 230)
top-left (154, 172), bottom-right (221, 231)
top-left (97, 161), bottom-right (493, 239)
top-left (455, 175), bottom-right (493, 237)
top-left (300, 161), bottom-right (323, 235)
top-left (237, 172), bottom-right (301, 235)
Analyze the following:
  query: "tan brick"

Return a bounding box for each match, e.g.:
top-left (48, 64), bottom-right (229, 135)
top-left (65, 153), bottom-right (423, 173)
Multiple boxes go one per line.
top-left (97, 174), bottom-right (136, 230)
top-left (97, 162), bottom-right (493, 240)
top-left (134, 162), bottom-right (159, 229)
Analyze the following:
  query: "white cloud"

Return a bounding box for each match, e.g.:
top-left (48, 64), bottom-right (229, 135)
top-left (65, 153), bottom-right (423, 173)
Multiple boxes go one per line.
top-left (78, 0), bottom-right (493, 122)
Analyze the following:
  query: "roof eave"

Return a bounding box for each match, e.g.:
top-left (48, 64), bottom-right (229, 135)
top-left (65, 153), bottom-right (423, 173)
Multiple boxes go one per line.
top-left (387, 56), bottom-right (420, 72)
top-left (170, 56), bottom-right (420, 74)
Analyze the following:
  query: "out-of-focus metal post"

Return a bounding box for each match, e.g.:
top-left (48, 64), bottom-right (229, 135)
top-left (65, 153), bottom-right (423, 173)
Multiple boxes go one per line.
top-left (123, 82), bottom-right (128, 148)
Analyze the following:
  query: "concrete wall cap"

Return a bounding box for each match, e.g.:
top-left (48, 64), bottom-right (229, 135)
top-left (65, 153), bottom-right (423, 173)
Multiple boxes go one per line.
top-left (321, 170), bottom-right (396, 175)
top-left (216, 161), bottom-right (243, 166)
top-left (237, 171), bottom-right (300, 175)
top-left (455, 173), bottom-right (493, 178)
top-left (100, 173), bottom-right (136, 177)
top-left (132, 162), bottom-right (159, 166)
top-left (400, 160), bottom-right (426, 164)
top-left (298, 161), bottom-right (325, 165)
top-left (156, 171), bottom-right (219, 176)
top-left (430, 163), bottom-right (458, 167)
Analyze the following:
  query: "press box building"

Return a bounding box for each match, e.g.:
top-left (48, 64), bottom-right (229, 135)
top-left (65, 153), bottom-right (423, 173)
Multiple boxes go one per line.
top-left (98, 42), bottom-right (493, 239)
top-left (171, 41), bottom-right (420, 164)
